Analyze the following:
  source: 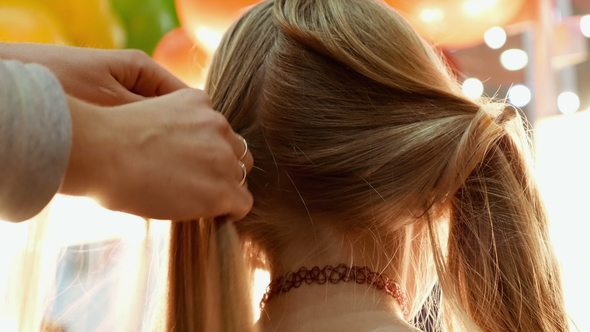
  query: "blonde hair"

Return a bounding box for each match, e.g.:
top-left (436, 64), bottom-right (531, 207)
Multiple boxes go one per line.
top-left (166, 0), bottom-right (569, 331)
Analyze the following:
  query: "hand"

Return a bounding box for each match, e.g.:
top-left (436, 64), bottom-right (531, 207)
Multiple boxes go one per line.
top-left (0, 42), bottom-right (186, 106)
top-left (61, 89), bottom-right (254, 221)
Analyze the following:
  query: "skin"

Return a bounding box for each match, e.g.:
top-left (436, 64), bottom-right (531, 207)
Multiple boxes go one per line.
top-left (258, 284), bottom-right (419, 332)
top-left (0, 43), bottom-right (185, 106)
top-left (0, 43), bottom-right (253, 221)
top-left (256, 212), bottom-right (422, 332)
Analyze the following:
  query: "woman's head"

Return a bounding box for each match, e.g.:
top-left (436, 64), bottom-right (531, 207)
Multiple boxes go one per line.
top-left (207, 0), bottom-right (489, 298)
top-left (168, 1), bottom-right (569, 331)
top-left (211, 1), bottom-right (461, 235)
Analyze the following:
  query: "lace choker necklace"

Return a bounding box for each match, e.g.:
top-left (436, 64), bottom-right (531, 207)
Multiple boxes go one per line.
top-left (260, 263), bottom-right (409, 318)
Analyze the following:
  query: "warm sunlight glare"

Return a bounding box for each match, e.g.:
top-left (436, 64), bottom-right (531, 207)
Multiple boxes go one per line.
top-left (46, 195), bottom-right (147, 246)
top-left (419, 8), bottom-right (444, 23)
top-left (0, 317), bottom-right (16, 332)
top-left (252, 268), bottom-right (271, 321)
top-left (0, 221), bottom-right (28, 331)
top-left (535, 111), bottom-right (590, 332)
top-left (196, 27), bottom-right (222, 52)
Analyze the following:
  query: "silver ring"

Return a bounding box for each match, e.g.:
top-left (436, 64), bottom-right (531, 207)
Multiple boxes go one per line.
top-left (239, 161), bottom-right (247, 186)
top-left (237, 134), bottom-right (248, 161)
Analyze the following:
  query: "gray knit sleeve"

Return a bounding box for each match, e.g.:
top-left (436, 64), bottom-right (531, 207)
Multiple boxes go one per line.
top-left (0, 59), bottom-right (72, 222)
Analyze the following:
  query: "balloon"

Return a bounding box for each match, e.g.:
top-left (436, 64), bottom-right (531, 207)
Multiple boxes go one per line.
top-left (160, 0), bottom-right (180, 24)
top-left (175, 0), bottom-right (260, 43)
top-left (41, 0), bottom-right (126, 49)
top-left (112, 0), bottom-right (180, 54)
top-left (152, 27), bottom-right (209, 88)
top-left (0, 4), bottom-right (69, 44)
top-left (384, 0), bottom-right (526, 49)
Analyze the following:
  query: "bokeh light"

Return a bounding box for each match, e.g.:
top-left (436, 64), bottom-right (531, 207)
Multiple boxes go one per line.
top-left (484, 26), bottom-right (507, 49)
top-left (557, 92), bottom-right (580, 114)
top-left (500, 49), bottom-right (529, 71)
top-left (508, 84), bottom-right (532, 107)
top-left (464, 1), bottom-right (481, 15)
top-left (384, 0), bottom-right (525, 49)
top-left (419, 8), bottom-right (444, 23)
top-left (581, 15), bottom-right (590, 38)
top-left (462, 78), bottom-right (484, 98)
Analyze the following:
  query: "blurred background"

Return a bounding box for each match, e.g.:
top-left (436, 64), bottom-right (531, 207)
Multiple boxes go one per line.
top-left (0, 0), bottom-right (588, 331)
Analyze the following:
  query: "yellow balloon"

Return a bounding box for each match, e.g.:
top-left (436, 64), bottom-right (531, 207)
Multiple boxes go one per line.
top-left (39, 0), bottom-right (126, 49)
top-left (0, 4), bottom-right (69, 44)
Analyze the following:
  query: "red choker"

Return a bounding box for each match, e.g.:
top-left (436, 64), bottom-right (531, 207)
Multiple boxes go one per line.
top-left (260, 264), bottom-right (409, 318)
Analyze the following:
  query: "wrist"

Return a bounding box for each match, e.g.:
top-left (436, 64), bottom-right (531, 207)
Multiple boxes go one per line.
top-left (60, 96), bottom-right (116, 199)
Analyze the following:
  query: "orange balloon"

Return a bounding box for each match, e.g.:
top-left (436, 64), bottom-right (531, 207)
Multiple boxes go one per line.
top-left (175, 0), bottom-right (260, 42)
top-left (384, 0), bottom-right (526, 49)
top-left (0, 4), bottom-right (69, 44)
top-left (153, 27), bottom-right (209, 88)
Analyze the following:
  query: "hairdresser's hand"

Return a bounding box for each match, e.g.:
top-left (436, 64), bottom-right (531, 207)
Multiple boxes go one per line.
top-left (61, 89), bottom-right (254, 221)
top-left (0, 42), bottom-right (186, 106)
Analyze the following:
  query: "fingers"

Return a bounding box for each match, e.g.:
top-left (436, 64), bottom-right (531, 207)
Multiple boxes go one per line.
top-left (117, 87), bottom-right (254, 221)
top-left (238, 161), bottom-right (248, 186)
top-left (226, 136), bottom-right (254, 221)
top-left (137, 60), bottom-right (189, 96)
top-left (180, 88), bottom-right (253, 176)
top-left (173, 89), bottom-right (254, 220)
top-left (226, 161), bottom-right (254, 221)
top-left (226, 185), bottom-right (254, 221)
top-left (113, 50), bottom-right (188, 98)
top-left (237, 135), bottom-right (248, 161)
top-left (228, 133), bottom-right (254, 173)
top-left (110, 87), bottom-right (148, 105)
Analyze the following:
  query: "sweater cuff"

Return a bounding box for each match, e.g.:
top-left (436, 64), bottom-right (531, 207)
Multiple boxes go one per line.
top-left (0, 59), bottom-right (72, 222)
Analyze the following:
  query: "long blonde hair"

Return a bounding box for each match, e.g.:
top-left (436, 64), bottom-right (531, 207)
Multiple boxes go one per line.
top-left (167, 0), bottom-right (569, 331)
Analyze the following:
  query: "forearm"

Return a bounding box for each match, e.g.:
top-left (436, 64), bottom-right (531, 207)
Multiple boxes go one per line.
top-left (59, 96), bottom-right (114, 199)
top-left (0, 42), bottom-right (38, 63)
top-left (0, 59), bottom-right (72, 222)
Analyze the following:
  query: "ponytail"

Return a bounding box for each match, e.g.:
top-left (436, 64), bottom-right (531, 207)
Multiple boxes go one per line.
top-left (214, 218), bottom-right (254, 331)
top-left (166, 218), bottom-right (253, 332)
top-left (436, 107), bottom-right (569, 331)
top-left (166, 220), bottom-right (207, 332)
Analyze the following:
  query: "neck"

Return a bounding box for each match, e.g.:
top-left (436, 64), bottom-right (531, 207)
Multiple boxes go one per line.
top-left (261, 264), bottom-right (409, 316)
top-left (255, 214), bottom-right (418, 332)
top-left (256, 278), bottom-right (414, 332)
